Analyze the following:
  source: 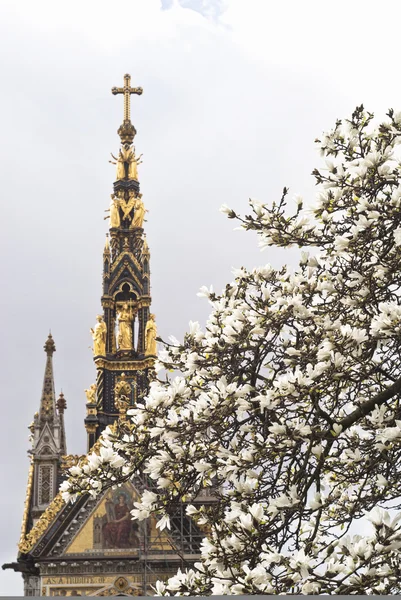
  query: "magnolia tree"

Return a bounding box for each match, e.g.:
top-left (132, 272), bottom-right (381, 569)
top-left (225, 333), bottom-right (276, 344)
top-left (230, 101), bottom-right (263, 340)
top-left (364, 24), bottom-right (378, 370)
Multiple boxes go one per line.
top-left (64, 106), bottom-right (401, 594)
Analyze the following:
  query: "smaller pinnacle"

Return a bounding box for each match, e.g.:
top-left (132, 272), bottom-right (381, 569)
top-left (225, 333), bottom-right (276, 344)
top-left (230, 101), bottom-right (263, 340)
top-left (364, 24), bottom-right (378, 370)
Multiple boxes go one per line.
top-left (44, 333), bottom-right (56, 356)
top-left (57, 392), bottom-right (67, 414)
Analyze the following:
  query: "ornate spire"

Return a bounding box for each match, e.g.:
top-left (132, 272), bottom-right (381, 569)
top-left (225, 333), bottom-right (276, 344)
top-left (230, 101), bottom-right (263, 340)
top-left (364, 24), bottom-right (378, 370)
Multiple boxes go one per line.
top-left (39, 334), bottom-right (57, 422)
top-left (86, 75), bottom-right (154, 448)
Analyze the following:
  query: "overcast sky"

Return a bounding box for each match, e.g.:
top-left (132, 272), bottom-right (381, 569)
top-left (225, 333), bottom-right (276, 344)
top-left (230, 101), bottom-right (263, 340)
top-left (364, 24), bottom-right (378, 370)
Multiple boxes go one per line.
top-left (2, 0), bottom-right (401, 594)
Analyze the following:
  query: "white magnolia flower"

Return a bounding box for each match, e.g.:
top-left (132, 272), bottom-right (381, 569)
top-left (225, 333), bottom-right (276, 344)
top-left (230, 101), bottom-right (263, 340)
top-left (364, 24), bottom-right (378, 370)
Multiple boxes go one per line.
top-left (156, 514), bottom-right (171, 530)
top-left (154, 580), bottom-right (166, 595)
top-left (69, 465), bottom-right (82, 477)
top-left (239, 513), bottom-right (254, 531)
top-left (289, 549), bottom-right (310, 579)
top-left (249, 503), bottom-right (264, 522)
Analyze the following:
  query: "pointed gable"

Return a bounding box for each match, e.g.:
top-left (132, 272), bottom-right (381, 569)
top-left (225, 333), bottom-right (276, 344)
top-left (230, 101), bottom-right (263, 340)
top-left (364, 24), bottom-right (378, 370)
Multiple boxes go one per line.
top-left (64, 482), bottom-right (171, 556)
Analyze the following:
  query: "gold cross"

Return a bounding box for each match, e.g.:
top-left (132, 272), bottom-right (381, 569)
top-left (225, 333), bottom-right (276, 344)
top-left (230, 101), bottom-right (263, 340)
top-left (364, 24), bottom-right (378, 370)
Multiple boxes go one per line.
top-left (112, 74), bottom-right (143, 123)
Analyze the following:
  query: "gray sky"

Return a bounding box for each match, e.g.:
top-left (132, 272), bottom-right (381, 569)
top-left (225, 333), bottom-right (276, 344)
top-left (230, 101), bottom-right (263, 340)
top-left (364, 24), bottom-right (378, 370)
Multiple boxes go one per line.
top-left (2, 0), bottom-right (401, 594)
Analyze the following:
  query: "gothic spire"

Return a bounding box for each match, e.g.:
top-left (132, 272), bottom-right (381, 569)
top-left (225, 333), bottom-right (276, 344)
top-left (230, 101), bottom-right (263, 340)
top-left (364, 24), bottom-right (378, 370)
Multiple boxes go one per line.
top-left (28, 335), bottom-right (67, 523)
top-left (39, 333), bottom-right (57, 422)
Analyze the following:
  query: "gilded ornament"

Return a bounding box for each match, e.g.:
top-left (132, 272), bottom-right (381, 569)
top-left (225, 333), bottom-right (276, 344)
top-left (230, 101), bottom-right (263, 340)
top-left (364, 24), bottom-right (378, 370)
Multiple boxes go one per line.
top-left (111, 73), bottom-right (143, 125)
top-left (18, 493), bottom-right (65, 553)
top-left (94, 357), bottom-right (154, 371)
top-left (85, 383), bottom-right (97, 404)
top-left (114, 373), bottom-right (132, 417)
top-left (111, 74), bottom-right (143, 145)
top-left (61, 454), bottom-right (83, 471)
top-left (19, 459), bottom-right (34, 544)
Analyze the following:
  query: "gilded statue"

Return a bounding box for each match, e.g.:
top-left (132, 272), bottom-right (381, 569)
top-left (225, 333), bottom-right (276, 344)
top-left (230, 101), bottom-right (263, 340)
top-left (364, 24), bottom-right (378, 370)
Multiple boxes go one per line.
top-left (131, 194), bottom-right (146, 229)
top-left (110, 146), bottom-right (143, 181)
top-left (104, 194), bottom-right (121, 228)
top-left (90, 315), bottom-right (107, 356)
top-left (117, 302), bottom-right (134, 350)
top-left (145, 313), bottom-right (157, 356)
top-left (120, 191), bottom-right (136, 221)
top-left (109, 149), bottom-right (126, 180)
top-left (128, 146), bottom-right (143, 181)
top-left (85, 383), bottom-right (97, 404)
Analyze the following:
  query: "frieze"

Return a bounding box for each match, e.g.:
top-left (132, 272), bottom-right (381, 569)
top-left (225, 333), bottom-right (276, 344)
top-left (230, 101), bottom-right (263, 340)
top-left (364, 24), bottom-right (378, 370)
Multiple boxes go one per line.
top-left (101, 296), bottom-right (151, 311)
top-left (40, 561), bottom-right (146, 576)
top-left (94, 358), bottom-right (154, 371)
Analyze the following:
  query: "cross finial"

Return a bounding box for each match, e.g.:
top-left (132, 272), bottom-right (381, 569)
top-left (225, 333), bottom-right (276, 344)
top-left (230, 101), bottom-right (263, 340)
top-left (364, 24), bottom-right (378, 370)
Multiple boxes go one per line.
top-left (112, 74), bottom-right (143, 124)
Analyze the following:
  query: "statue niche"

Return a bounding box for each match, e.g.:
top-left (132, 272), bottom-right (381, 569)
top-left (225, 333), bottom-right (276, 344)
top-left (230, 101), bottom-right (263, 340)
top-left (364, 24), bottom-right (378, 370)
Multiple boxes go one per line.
top-left (117, 302), bottom-right (134, 350)
top-left (115, 285), bottom-right (138, 352)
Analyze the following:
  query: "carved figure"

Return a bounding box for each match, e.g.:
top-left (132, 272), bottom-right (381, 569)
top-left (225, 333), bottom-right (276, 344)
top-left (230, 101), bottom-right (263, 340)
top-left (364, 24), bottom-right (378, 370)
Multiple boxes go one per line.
top-left (104, 195), bottom-right (121, 228)
top-left (127, 146), bottom-right (143, 181)
top-left (117, 303), bottom-right (133, 350)
top-left (90, 315), bottom-right (107, 356)
top-left (109, 195), bottom-right (121, 228)
top-left (145, 313), bottom-right (157, 356)
top-left (120, 191), bottom-right (136, 221)
top-left (85, 383), bottom-right (97, 404)
top-left (109, 150), bottom-right (126, 180)
top-left (131, 194), bottom-right (146, 229)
